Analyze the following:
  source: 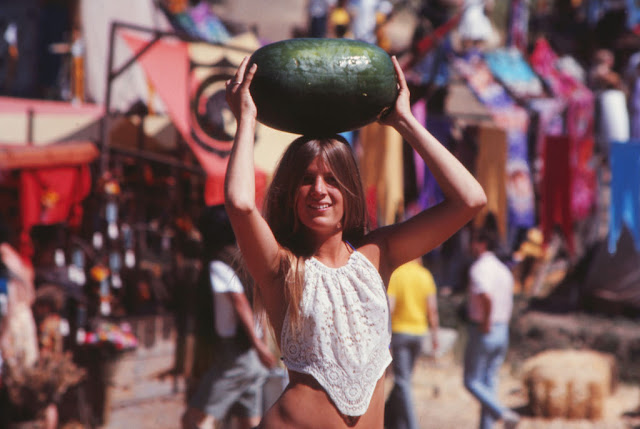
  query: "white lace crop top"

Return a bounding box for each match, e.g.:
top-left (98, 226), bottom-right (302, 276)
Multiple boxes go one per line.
top-left (280, 248), bottom-right (392, 416)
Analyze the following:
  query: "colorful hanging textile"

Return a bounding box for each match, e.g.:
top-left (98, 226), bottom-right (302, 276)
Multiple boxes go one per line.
top-left (418, 115), bottom-right (451, 210)
top-left (158, 0), bottom-right (231, 44)
top-left (529, 38), bottom-right (597, 220)
top-left (20, 165), bottom-right (92, 257)
top-left (484, 48), bottom-right (545, 99)
top-left (504, 130), bottom-right (536, 229)
top-left (452, 51), bottom-right (512, 108)
top-left (530, 38), bottom-right (585, 99)
top-left (608, 141), bottom-right (640, 253)
top-left (540, 135), bottom-right (574, 253)
top-left (453, 52), bottom-right (535, 229)
top-left (411, 99), bottom-right (427, 193)
top-left (359, 122), bottom-right (405, 226)
top-left (490, 108), bottom-right (535, 228)
top-left (568, 95), bottom-right (598, 220)
top-left (507, 0), bottom-right (529, 52)
top-left (625, 0), bottom-right (640, 32)
top-left (541, 135), bottom-right (575, 253)
top-left (630, 76), bottom-right (640, 139)
top-left (528, 97), bottom-right (566, 159)
top-left (408, 100), bottom-right (451, 211)
top-left (474, 125), bottom-right (508, 241)
top-left (408, 37), bottom-right (452, 88)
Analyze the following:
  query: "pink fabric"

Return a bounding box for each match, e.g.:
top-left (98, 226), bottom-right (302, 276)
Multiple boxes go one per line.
top-left (411, 99), bottom-right (427, 190)
top-left (530, 38), bottom-right (597, 221)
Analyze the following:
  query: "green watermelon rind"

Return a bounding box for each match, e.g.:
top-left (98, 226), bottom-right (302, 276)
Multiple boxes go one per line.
top-left (248, 38), bottom-right (398, 136)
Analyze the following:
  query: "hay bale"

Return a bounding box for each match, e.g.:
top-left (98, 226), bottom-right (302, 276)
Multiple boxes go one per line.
top-left (522, 349), bottom-right (616, 420)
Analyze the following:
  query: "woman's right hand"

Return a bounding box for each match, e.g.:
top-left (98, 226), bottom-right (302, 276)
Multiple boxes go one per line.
top-left (225, 56), bottom-right (258, 123)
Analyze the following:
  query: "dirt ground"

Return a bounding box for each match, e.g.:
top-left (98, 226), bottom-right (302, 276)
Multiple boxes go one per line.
top-left (408, 352), bottom-right (640, 429)
top-left (101, 317), bottom-right (640, 429)
top-left (102, 348), bottom-right (640, 429)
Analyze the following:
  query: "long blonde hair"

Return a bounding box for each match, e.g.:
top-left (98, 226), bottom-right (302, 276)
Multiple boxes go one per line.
top-left (258, 135), bottom-right (368, 329)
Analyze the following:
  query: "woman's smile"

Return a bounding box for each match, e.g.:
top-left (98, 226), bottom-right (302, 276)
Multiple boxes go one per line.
top-left (296, 156), bottom-right (344, 233)
top-left (308, 202), bottom-right (332, 211)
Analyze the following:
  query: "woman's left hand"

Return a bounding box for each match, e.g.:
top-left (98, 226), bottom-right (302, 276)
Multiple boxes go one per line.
top-left (378, 55), bottom-right (412, 127)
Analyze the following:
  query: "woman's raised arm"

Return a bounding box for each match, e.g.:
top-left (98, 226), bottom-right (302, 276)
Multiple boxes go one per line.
top-left (376, 56), bottom-right (486, 276)
top-left (224, 57), bottom-right (283, 289)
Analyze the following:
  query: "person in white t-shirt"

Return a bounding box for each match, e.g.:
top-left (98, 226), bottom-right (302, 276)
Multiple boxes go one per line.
top-left (182, 205), bottom-right (276, 429)
top-left (464, 228), bottom-right (520, 429)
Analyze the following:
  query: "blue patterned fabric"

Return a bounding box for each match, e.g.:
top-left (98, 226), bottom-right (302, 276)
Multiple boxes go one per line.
top-left (608, 141), bottom-right (640, 253)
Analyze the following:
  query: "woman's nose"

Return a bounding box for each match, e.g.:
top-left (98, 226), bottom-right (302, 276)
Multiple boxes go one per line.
top-left (311, 176), bottom-right (327, 194)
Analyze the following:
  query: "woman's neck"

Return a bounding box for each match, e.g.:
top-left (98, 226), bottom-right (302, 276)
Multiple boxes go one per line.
top-left (309, 233), bottom-right (351, 268)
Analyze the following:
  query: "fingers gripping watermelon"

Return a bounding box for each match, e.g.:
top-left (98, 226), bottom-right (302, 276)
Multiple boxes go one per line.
top-left (248, 38), bottom-right (398, 135)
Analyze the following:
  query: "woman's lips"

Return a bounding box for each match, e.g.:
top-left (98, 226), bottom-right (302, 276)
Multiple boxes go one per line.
top-left (308, 203), bottom-right (331, 210)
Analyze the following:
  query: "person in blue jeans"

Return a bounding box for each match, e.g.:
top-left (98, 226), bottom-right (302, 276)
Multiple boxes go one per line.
top-left (463, 227), bottom-right (520, 429)
top-left (384, 259), bottom-right (439, 429)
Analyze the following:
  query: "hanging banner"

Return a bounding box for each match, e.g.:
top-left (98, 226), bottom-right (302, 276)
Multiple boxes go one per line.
top-left (530, 38), bottom-right (597, 220)
top-left (507, 0), bottom-right (529, 53)
top-left (484, 48), bottom-right (546, 99)
top-left (20, 165), bottom-right (92, 257)
top-left (608, 141), bottom-right (640, 253)
top-left (453, 53), bottom-right (535, 229)
top-left (120, 32), bottom-right (295, 206)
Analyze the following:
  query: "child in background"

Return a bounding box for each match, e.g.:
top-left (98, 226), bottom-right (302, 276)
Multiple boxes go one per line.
top-left (329, 0), bottom-right (352, 38)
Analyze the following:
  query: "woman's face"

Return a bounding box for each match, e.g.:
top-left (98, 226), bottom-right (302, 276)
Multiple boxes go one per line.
top-left (295, 156), bottom-right (345, 236)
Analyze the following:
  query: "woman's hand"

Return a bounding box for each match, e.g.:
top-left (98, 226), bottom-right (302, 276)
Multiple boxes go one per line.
top-left (378, 55), bottom-right (413, 127)
top-left (255, 340), bottom-right (278, 369)
top-left (225, 56), bottom-right (258, 123)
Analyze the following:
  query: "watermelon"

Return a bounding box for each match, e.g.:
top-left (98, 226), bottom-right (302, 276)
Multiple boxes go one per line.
top-left (248, 38), bottom-right (398, 135)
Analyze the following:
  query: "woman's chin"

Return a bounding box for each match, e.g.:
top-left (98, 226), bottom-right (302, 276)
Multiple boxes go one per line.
top-left (302, 220), bottom-right (342, 236)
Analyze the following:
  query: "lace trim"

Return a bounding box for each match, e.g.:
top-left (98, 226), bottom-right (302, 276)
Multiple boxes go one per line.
top-left (281, 251), bottom-right (392, 416)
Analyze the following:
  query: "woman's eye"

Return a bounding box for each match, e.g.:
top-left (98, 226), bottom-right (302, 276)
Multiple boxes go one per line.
top-left (325, 176), bottom-right (338, 186)
top-left (301, 175), bottom-right (314, 185)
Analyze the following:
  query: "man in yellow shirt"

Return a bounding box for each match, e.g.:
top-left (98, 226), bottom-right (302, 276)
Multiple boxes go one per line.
top-left (385, 258), bottom-right (439, 429)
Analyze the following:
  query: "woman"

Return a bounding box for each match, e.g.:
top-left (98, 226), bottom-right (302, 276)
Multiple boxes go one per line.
top-left (224, 55), bottom-right (486, 428)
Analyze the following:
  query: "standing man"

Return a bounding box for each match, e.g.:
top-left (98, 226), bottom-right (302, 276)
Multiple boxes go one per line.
top-left (181, 205), bottom-right (276, 429)
top-left (385, 258), bottom-right (439, 429)
top-left (463, 228), bottom-right (520, 429)
top-left (307, 0), bottom-right (337, 38)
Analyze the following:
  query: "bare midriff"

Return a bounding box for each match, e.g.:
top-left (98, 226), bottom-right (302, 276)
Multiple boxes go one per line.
top-left (258, 370), bottom-right (387, 429)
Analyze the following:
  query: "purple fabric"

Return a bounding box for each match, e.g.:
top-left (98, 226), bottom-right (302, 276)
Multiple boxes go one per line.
top-left (418, 115), bottom-right (451, 210)
top-left (411, 100), bottom-right (427, 190)
top-left (631, 77), bottom-right (640, 140)
top-left (507, 0), bottom-right (529, 53)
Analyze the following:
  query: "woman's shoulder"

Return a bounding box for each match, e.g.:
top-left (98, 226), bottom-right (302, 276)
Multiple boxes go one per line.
top-left (348, 233), bottom-right (384, 277)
